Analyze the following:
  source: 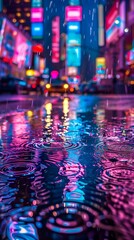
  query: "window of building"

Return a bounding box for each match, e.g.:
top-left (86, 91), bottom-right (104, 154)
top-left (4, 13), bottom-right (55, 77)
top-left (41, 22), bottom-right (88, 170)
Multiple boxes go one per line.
top-left (15, 0), bottom-right (21, 4)
top-left (25, 12), bottom-right (30, 17)
top-left (12, 18), bottom-right (17, 23)
top-left (16, 12), bottom-right (21, 17)
top-left (24, 26), bottom-right (30, 31)
top-left (19, 19), bottom-right (25, 23)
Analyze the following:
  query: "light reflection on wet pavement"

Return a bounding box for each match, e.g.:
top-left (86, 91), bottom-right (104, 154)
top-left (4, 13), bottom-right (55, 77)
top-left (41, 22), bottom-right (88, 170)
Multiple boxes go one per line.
top-left (0, 95), bottom-right (134, 240)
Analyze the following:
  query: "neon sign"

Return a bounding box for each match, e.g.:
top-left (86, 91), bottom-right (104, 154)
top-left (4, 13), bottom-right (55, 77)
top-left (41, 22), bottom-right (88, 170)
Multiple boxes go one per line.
top-left (69, 0), bottom-right (80, 5)
top-left (67, 47), bottom-right (81, 67)
top-left (65, 6), bottom-right (82, 22)
top-left (126, 49), bottom-right (134, 65)
top-left (67, 33), bottom-right (81, 47)
top-left (67, 22), bottom-right (80, 33)
top-left (106, 0), bottom-right (119, 44)
top-left (67, 67), bottom-right (78, 76)
top-left (31, 8), bottom-right (43, 22)
top-left (96, 57), bottom-right (106, 75)
top-left (51, 70), bottom-right (59, 79)
top-left (31, 23), bottom-right (43, 39)
top-left (52, 16), bottom-right (60, 63)
top-left (32, 0), bottom-right (42, 7)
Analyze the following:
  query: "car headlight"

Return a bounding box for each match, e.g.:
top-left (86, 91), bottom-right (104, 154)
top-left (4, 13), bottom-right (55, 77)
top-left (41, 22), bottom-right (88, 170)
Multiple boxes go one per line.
top-left (46, 83), bottom-right (51, 89)
top-left (63, 83), bottom-right (69, 89)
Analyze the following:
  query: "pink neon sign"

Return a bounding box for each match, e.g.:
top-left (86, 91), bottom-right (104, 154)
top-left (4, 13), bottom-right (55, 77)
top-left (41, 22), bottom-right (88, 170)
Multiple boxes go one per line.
top-left (65, 6), bottom-right (82, 22)
top-left (13, 33), bottom-right (28, 68)
top-left (51, 70), bottom-right (59, 79)
top-left (52, 16), bottom-right (60, 63)
top-left (31, 8), bottom-right (44, 22)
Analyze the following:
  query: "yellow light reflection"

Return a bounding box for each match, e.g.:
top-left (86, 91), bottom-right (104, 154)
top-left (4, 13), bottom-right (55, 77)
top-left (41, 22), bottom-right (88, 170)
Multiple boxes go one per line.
top-left (45, 103), bottom-right (52, 115)
top-left (63, 98), bottom-right (69, 116)
top-left (45, 103), bottom-right (53, 130)
top-left (27, 110), bottom-right (33, 118)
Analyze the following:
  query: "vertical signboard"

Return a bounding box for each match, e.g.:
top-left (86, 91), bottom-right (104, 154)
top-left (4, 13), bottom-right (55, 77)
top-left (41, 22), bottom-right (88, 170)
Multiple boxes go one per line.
top-left (31, 1), bottom-right (44, 40)
top-left (60, 33), bottom-right (66, 61)
top-left (106, 0), bottom-right (119, 44)
top-left (52, 16), bottom-right (60, 63)
top-left (98, 5), bottom-right (105, 47)
top-left (66, 6), bottom-right (82, 69)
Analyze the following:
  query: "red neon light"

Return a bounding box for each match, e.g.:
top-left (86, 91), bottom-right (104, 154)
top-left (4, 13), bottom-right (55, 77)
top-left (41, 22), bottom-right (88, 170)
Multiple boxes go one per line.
top-left (3, 57), bottom-right (12, 64)
top-left (106, 0), bottom-right (119, 30)
top-left (32, 44), bottom-right (43, 53)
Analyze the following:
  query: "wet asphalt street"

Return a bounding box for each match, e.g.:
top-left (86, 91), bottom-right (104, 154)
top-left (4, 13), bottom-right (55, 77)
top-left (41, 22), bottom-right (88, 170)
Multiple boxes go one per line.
top-left (0, 94), bottom-right (134, 240)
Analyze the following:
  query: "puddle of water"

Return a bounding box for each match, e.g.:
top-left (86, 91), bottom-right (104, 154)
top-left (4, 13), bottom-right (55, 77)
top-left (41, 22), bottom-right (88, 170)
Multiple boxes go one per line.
top-left (0, 95), bottom-right (134, 239)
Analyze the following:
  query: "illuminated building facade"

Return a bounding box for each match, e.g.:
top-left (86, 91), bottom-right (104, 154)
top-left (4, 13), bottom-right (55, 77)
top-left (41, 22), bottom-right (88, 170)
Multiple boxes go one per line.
top-left (2, 0), bottom-right (126, 81)
top-left (105, 0), bottom-right (134, 83)
top-left (2, 0), bottom-right (31, 33)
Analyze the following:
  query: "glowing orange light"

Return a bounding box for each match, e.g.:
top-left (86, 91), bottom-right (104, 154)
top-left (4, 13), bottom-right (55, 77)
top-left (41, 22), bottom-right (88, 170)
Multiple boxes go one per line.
top-left (70, 87), bottom-right (74, 92)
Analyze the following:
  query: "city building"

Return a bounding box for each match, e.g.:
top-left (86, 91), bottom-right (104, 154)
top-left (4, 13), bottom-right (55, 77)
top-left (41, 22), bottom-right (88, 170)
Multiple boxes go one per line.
top-left (43, 0), bottom-right (105, 82)
top-left (0, 15), bottom-right (33, 78)
top-left (2, 0), bottom-right (31, 33)
top-left (105, 0), bottom-right (134, 84)
top-left (1, 0), bottom-right (122, 82)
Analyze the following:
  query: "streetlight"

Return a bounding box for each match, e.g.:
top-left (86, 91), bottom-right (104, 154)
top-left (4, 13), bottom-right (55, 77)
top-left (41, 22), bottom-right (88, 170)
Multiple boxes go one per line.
top-left (114, 18), bottom-right (129, 33)
top-left (124, 27), bottom-right (129, 33)
top-left (114, 18), bottom-right (120, 25)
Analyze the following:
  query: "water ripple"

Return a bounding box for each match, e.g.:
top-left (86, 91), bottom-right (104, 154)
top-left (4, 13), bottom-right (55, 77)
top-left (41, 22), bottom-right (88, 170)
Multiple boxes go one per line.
top-left (102, 167), bottom-right (134, 183)
top-left (0, 162), bottom-right (36, 177)
top-left (25, 139), bottom-right (84, 151)
top-left (37, 202), bottom-right (101, 234)
top-left (59, 162), bottom-right (85, 178)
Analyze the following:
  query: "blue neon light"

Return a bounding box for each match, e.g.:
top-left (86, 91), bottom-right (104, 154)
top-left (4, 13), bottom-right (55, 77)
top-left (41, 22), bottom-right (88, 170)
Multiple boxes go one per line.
top-left (67, 22), bottom-right (80, 33)
top-left (67, 47), bottom-right (81, 67)
top-left (67, 33), bottom-right (81, 47)
top-left (31, 23), bottom-right (43, 39)
top-left (69, 0), bottom-right (80, 5)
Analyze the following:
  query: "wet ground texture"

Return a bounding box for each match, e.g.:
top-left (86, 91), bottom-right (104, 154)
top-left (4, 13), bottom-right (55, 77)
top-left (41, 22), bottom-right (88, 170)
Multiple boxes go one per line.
top-left (0, 95), bottom-right (134, 240)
